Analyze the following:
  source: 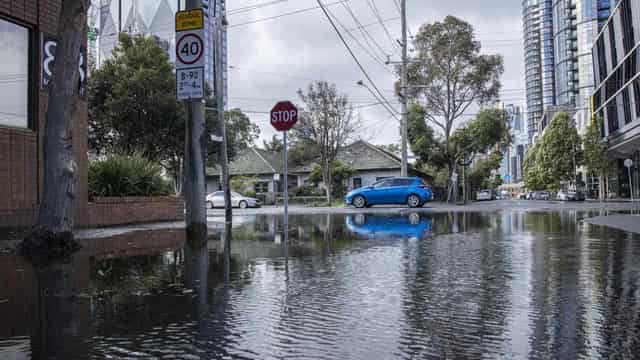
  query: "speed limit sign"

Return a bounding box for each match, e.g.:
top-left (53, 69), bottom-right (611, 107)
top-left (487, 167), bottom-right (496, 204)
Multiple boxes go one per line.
top-left (176, 33), bottom-right (204, 67)
top-left (175, 9), bottom-right (205, 100)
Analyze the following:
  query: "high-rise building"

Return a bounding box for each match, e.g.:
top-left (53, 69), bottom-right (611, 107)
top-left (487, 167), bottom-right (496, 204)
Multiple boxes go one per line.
top-left (591, 0), bottom-right (639, 198)
top-left (523, 0), bottom-right (556, 140)
top-left (97, 0), bottom-right (227, 106)
top-left (523, 0), bottom-right (613, 139)
top-left (499, 104), bottom-right (530, 183)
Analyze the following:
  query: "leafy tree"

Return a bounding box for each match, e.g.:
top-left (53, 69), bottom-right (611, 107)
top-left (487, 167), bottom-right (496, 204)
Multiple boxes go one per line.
top-left (524, 112), bottom-right (581, 191)
top-left (583, 116), bottom-right (611, 199)
top-left (538, 112), bottom-right (581, 191)
top-left (468, 152), bottom-right (503, 193)
top-left (406, 16), bottom-right (504, 202)
top-left (523, 142), bottom-right (546, 191)
top-left (292, 81), bottom-right (360, 202)
top-left (263, 134), bottom-right (284, 152)
top-left (88, 33), bottom-right (184, 179)
top-left (308, 161), bottom-right (356, 199)
top-left (378, 143), bottom-right (401, 156)
top-left (408, 105), bottom-right (510, 201)
top-left (230, 176), bottom-right (259, 197)
top-left (208, 108), bottom-right (260, 164)
top-left (407, 104), bottom-right (446, 168)
top-left (89, 36), bottom-right (258, 188)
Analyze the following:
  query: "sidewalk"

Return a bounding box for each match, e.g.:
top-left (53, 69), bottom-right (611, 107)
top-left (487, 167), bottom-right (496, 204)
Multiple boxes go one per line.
top-left (584, 214), bottom-right (640, 234)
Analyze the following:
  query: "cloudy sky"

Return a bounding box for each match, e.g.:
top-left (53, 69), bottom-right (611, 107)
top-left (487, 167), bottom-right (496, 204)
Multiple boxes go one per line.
top-left (99, 0), bottom-right (525, 147)
top-left (224, 0), bottom-right (525, 147)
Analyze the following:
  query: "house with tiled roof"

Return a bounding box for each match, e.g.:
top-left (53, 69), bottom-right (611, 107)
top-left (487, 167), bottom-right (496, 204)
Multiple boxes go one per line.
top-left (206, 140), bottom-right (431, 203)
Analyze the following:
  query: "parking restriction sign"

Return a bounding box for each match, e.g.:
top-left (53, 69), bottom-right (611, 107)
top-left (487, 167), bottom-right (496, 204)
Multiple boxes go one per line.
top-left (175, 9), bottom-right (205, 101)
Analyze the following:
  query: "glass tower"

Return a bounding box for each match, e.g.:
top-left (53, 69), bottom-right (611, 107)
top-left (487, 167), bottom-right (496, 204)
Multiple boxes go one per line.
top-left (523, 0), bottom-right (555, 140)
top-left (553, 0), bottom-right (612, 111)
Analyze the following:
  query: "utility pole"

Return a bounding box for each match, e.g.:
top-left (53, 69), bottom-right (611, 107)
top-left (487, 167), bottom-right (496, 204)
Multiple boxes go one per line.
top-left (215, 3), bottom-right (232, 224)
top-left (118, 0), bottom-right (122, 32)
top-left (183, 0), bottom-right (208, 238)
top-left (400, 0), bottom-right (409, 177)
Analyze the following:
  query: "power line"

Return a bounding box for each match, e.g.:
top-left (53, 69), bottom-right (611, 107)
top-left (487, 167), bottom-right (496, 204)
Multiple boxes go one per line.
top-left (364, 0), bottom-right (400, 52)
top-left (323, 4), bottom-right (395, 74)
top-left (228, 0), bottom-right (348, 28)
top-left (315, 0), bottom-right (399, 121)
top-left (228, 65), bottom-right (396, 92)
top-left (227, 0), bottom-right (289, 16)
top-left (346, 17), bottom-right (400, 32)
top-left (339, 1), bottom-right (389, 59)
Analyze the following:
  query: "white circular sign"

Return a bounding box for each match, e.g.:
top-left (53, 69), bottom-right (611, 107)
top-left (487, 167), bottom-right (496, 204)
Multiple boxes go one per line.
top-left (625, 159), bottom-right (633, 168)
top-left (176, 33), bottom-right (204, 65)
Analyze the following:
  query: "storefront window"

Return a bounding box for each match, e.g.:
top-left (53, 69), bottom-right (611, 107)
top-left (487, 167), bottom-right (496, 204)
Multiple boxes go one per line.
top-left (0, 19), bottom-right (29, 128)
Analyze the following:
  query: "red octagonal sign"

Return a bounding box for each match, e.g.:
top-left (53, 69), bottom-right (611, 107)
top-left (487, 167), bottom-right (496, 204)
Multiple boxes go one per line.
top-left (270, 101), bottom-right (298, 132)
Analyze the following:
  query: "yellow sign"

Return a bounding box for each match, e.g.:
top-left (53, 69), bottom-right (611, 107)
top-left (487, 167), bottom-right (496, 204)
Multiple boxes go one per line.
top-left (176, 9), bottom-right (204, 31)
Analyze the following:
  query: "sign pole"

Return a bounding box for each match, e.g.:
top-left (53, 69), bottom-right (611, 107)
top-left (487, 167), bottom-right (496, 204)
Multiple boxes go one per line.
top-left (283, 130), bottom-right (289, 253)
top-left (626, 159), bottom-right (634, 202)
top-left (181, 1), bottom-right (207, 238)
top-left (270, 101), bottom-right (298, 255)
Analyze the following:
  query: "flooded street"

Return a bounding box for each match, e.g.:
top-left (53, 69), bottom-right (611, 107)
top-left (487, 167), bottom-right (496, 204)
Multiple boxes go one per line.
top-left (2, 210), bottom-right (640, 359)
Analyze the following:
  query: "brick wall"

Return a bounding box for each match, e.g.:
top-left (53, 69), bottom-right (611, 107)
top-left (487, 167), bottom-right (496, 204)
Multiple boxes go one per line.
top-left (0, 1), bottom-right (89, 228)
top-left (0, 2), bottom-right (185, 230)
top-left (85, 196), bottom-right (185, 228)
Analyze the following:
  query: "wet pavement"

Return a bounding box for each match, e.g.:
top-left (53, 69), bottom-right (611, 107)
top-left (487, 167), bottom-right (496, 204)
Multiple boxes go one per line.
top-left (2, 209), bottom-right (640, 359)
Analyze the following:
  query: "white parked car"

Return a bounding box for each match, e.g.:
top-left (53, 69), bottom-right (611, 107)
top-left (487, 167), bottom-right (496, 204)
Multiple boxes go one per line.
top-left (476, 189), bottom-right (493, 201)
top-left (206, 191), bottom-right (262, 209)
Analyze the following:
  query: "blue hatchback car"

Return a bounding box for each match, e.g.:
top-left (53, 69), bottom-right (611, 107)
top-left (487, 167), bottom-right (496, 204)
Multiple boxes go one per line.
top-left (345, 177), bottom-right (432, 208)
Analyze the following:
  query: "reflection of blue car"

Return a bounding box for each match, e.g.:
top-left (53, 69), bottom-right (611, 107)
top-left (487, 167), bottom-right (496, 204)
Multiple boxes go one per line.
top-left (346, 213), bottom-right (432, 239)
top-left (345, 177), bottom-right (433, 208)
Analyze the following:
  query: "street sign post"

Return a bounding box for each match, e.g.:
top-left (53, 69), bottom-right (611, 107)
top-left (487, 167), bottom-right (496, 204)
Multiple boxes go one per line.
top-left (625, 159), bottom-right (634, 202)
top-left (271, 101), bottom-right (298, 255)
top-left (175, 9), bottom-right (205, 101)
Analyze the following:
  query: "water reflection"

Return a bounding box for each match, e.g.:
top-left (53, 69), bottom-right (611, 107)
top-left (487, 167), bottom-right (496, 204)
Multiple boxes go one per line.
top-left (2, 211), bottom-right (640, 358)
top-left (346, 212), bottom-right (432, 239)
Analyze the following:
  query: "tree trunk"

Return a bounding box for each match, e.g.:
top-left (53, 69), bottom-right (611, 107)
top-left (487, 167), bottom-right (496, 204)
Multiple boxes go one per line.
top-left (447, 162), bottom-right (458, 204)
top-left (31, 0), bottom-right (89, 244)
top-left (322, 167), bottom-right (332, 203)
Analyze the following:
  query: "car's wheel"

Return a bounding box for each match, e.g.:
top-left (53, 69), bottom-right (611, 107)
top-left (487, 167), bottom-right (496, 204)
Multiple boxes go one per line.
top-left (407, 194), bottom-right (421, 208)
top-left (206, 201), bottom-right (213, 209)
top-left (239, 200), bottom-right (248, 209)
top-left (353, 195), bottom-right (366, 208)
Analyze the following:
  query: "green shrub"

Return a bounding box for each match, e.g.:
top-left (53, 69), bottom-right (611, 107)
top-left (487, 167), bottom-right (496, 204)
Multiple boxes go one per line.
top-left (89, 154), bottom-right (172, 198)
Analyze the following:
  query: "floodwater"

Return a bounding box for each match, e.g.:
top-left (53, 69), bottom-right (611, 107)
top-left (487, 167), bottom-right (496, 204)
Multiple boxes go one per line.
top-left (1, 210), bottom-right (640, 359)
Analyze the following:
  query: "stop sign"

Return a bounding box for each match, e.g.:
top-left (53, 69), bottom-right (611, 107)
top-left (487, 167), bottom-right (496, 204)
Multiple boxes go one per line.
top-left (270, 101), bottom-right (298, 132)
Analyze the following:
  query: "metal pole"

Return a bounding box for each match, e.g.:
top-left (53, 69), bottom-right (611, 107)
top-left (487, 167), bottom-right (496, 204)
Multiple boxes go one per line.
top-left (118, 0), bottom-right (122, 32)
top-left (400, 0), bottom-right (408, 177)
top-left (283, 131), bottom-right (289, 250)
top-left (215, 9), bottom-right (232, 223)
top-left (628, 166), bottom-right (634, 202)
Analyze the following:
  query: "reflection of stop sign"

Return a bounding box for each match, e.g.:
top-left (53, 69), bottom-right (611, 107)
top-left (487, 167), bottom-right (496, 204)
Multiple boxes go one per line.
top-left (270, 101), bottom-right (298, 132)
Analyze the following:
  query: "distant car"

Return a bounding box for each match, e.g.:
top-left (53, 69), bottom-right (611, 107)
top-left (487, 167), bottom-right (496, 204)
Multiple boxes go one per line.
top-left (557, 190), bottom-right (586, 202)
top-left (345, 177), bottom-right (432, 208)
top-left (518, 192), bottom-right (528, 200)
top-left (206, 191), bottom-right (262, 209)
top-left (531, 191), bottom-right (550, 200)
top-left (476, 189), bottom-right (493, 201)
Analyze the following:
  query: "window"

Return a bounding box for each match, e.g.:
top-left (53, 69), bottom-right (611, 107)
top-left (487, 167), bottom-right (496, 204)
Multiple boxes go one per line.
top-left (623, 88), bottom-right (632, 125)
top-left (633, 80), bottom-right (640, 117)
top-left (255, 181), bottom-right (269, 193)
top-left (0, 19), bottom-right (30, 128)
top-left (352, 177), bottom-right (362, 189)
top-left (372, 179), bottom-right (392, 188)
